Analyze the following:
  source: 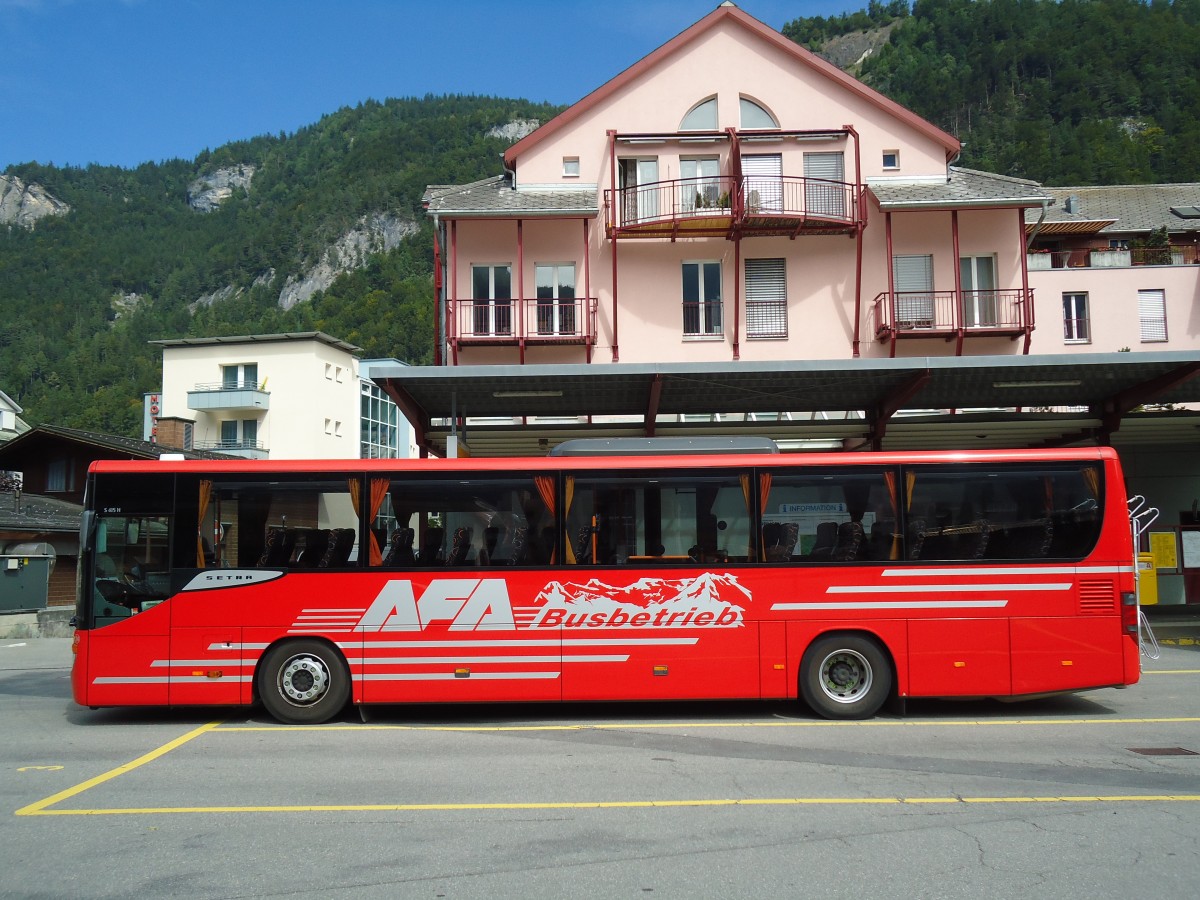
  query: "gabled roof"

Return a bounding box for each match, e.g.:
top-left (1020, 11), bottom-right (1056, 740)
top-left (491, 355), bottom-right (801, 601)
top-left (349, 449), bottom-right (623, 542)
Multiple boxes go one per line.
top-left (870, 167), bottom-right (1051, 210)
top-left (503, 3), bottom-right (960, 169)
top-left (0, 424), bottom-right (236, 462)
top-left (0, 491), bottom-right (82, 534)
top-left (424, 175), bottom-right (598, 217)
top-left (1023, 183), bottom-right (1200, 235)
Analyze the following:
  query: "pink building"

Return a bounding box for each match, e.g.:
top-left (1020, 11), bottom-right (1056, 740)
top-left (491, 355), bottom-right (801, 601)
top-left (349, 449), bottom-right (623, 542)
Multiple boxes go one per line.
top-left (409, 3), bottom-right (1200, 603)
top-left (426, 4), bottom-right (1200, 367)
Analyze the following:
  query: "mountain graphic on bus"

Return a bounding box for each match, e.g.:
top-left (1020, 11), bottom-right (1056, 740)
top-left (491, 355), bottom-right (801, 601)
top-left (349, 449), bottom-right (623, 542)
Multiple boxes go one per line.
top-left (526, 572), bottom-right (749, 628)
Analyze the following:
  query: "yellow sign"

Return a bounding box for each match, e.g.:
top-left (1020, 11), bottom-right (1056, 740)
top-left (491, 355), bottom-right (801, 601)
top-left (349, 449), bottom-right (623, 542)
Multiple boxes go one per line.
top-left (1150, 531), bottom-right (1178, 570)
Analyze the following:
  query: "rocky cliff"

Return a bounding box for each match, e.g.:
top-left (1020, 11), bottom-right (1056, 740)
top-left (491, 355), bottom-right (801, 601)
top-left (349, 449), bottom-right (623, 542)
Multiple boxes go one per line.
top-left (0, 175), bottom-right (70, 228)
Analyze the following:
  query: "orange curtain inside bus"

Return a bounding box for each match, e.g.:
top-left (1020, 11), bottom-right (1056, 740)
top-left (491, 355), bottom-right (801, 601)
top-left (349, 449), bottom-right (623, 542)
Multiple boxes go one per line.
top-left (1082, 466), bottom-right (1099, 501)
top-left (563, 476), bottom-right (576, 564)
top-left (348, 478), bottom-right (390, 566)
top-left (534, 475), bottom-right (557, 564)
top-left (883, 471), bottom-right (900, 560)
top-left (197, 480), bottom-right (212, 568)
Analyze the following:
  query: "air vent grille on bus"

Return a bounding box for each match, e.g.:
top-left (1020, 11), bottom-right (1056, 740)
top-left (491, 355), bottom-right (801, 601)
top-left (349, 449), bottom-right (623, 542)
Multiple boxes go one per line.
top-left (1079, 580), bottom-right (1117, 614)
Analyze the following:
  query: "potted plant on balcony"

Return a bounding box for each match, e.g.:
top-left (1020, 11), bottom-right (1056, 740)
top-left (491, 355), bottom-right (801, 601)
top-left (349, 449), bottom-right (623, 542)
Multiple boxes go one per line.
top-left (1027, 249), bottom-right (1052, 270)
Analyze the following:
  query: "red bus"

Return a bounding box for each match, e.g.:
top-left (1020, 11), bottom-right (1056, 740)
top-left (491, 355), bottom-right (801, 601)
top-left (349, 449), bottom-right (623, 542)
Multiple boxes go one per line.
top-left (71, 443), bottom-right (1140, 724)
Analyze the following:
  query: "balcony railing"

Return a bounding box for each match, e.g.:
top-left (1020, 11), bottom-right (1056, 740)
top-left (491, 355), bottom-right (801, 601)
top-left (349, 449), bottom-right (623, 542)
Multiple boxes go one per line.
top-left (187, 381), bottom-right (270, 412)
top-left (449, 296), bottom-right (598, 348)
top-left (605, 174), bottom-right (861, 238)
top-left (873, 289), bottom-right (1033, 341)
top-left (194, 440), bottom-right (268, 460)
top-left (1027, 245), bottom-right (1198, 269)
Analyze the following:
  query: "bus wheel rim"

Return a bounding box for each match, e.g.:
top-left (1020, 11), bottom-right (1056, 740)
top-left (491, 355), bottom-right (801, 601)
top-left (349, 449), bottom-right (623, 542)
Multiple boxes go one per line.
top-left (818, 649), bottom-right (872, 704)
top-left (279, 654), bottom-right (330, 706)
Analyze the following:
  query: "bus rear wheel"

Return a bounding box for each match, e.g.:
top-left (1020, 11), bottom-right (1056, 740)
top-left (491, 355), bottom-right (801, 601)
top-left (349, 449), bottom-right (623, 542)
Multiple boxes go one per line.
top-left (800, 634), bottom-right (891, 720)
top-left (258, 640), bottom-right (349, 724)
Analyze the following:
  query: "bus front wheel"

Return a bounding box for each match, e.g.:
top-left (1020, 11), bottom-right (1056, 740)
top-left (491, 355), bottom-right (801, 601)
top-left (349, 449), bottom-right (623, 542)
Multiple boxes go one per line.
top-left (258, 640), bottom-right (349, 724)
top-left (800, 634), bottom-right (891, 720)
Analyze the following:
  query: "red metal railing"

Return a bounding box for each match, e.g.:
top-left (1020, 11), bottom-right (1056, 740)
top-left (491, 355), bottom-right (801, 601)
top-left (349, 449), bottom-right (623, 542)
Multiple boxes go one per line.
top-left (605, 175), bottom-right (860, 233)
top-left (872, 290), bottom-right (1032, 336)
top-left (1029, 245), bottom-right (1198, 269)
top-left (448, 297), bottom-right (598, 346)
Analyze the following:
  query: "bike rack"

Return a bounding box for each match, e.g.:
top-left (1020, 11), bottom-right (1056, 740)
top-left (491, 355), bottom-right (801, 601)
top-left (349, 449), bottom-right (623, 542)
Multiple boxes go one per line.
top-left (1127, 496), bottom-right (1161, 661)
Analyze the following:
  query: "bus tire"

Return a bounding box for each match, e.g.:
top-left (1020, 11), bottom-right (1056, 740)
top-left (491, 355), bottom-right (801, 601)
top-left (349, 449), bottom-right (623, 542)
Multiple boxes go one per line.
top-left (257, 640), bottom-right (349, 724)
top-left (800, 633), bottom-right (891, 720)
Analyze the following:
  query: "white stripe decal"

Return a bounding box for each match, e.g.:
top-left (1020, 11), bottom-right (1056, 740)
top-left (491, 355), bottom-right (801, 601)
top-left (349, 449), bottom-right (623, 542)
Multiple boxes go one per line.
top-left (356, 672), bottom-right (561, 682)
top-left (208, 643), bottom-right (269, 651)
top-left (883, 566), bottom-right (1132, 577)
top-left (93, 677), bottom-right (170, 684)
top-left (339, 638), bottom-right (701, 649)
top-left (166, 676), bottom-right (255, 683)
top-left (772, 600), bottom-right (1010, 611)
top-left (346, 655), bottom-right (628, 665)
top-left (826, 583), bottom-right (1069, 594)
top-left (151, 659), bottom-right (257, 667)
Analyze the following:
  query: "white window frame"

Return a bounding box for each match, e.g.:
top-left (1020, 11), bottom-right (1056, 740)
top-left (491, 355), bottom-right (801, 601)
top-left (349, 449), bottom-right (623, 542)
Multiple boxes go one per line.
top-left (222, 363), bottom-right (258, 390)
top-left (959, 255), bottom-right (998, 327)
top-left (882, 150), bottom-right (900, 170)
top-left (680, 157), bottom-right (721, 214)
top-left (682, 260), bottom-right (723, 338)
top-left (535, 263), bottom-right (577, 336)
top-left (470, 263), bottom-right (513, 336)
top-left (1062, 292), bottom-right (1090, 343)
top-left (562, 157), bottom-right (580, 178)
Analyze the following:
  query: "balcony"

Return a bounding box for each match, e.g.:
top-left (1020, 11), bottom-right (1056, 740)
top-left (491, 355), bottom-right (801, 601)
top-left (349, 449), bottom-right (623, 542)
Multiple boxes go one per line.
top-left (448, 297), bottom-right (599, 350)
top-left (873, 289), bottom-right (1033, 346)
top-left (193, 440), bottom-right (268, 460)
top-left (187, 380), bottom-right (270, 413)
top-left (1027, 245), bottom-right (1199, 269)
top-left (605, 175), bottom-right (862, 240)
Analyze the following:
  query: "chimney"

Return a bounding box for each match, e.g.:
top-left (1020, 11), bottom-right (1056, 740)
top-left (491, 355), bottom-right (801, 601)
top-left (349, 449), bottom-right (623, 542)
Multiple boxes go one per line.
top-left (1064, 195), bottom-right (1081, 214)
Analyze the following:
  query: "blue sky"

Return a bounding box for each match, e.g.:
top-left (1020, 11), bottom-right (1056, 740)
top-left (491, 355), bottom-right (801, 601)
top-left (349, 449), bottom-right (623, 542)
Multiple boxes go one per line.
top-left (0, 0), bottom-right (864, 170)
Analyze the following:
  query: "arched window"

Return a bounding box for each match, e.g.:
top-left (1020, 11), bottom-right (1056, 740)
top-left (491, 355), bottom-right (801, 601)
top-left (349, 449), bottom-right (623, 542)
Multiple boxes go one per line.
top-left (740, 97), bottom-right (778, 129)
top-left (680, 97), bottom-right (718, 131)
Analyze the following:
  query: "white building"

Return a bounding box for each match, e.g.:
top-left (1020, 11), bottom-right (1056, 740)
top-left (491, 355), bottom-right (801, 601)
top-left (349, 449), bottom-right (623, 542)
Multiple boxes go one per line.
top-left (151, 332), bottom-right (414, 460)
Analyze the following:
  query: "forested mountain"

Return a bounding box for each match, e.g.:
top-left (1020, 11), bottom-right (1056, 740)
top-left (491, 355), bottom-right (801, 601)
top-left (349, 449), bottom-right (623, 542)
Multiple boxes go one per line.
top-left (0, 96), bottom-right (558, 435)
top-left (3, 0), bottom-right (1199, 437)
top-left (789, 0), bottom-right (1200, 184)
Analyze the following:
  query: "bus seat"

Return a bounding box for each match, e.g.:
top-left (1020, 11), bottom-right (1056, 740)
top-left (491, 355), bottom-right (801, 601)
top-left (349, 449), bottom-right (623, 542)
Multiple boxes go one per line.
top-left (382, 528), bottom-right (415, 567)
top-left (765, 522), bottom-right (798, 562)
top-left (503, 523), bottom-right (528, 565)
top-left (418, 527), bottom-right (444, 566)
top-left (295, 529), bottom-right (329, 567)
top-left (906, 519), bottom-right (927, 560)
top-left (832, 521), bottom-right (864, 561)
top-left (320, 528), bottom-right (355, 567)
top-left (575, 525), bottom-right (593, 564)
top-left (447, 527), bottom-right (473, 566)
top-left (809, 521), bottom-right (838, 559)
top-left (258, 527), bottom-right (297, 567)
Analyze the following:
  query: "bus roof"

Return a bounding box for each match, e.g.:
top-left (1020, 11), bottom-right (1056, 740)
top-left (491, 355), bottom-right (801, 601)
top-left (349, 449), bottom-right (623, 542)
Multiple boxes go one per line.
top-left (87, 446), bottom-right (1120, 477)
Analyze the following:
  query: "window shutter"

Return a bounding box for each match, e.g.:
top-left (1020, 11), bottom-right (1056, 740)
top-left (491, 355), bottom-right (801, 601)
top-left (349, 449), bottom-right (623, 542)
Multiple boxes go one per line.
top-left (745, 258), bottom-right (787, 338)
top-left (1138, 289), bottom-right (1167, 341)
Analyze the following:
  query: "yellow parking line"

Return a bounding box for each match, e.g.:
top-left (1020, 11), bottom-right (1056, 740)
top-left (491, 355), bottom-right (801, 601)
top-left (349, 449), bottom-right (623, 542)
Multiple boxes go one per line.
top-left (20, 795), bottom-right (1200, 816)
top-left (14, 721), bottom-right (221, 817)
top-left (212, 715), bottom-right (1200, 733)
top-left (1144, 670), bottom-right (1200, 675)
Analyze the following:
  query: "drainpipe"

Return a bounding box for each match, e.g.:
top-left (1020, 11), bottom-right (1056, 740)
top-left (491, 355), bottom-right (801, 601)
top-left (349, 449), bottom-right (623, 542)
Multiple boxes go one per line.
top-left (952, 209), bottom-right (964, 356)
top-left (1019, 206), bottom-right (1035, 354)
top-left (885, 212), bottom-right (897, 359)
top-left (432, 212), bottom-right (444, 366)
top-left (847, 125), bottom-right (864, 357)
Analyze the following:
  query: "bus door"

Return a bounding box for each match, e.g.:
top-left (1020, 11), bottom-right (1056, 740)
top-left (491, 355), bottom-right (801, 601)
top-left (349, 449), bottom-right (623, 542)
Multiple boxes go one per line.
top-left (81, 505), bottom-right (174, 708)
